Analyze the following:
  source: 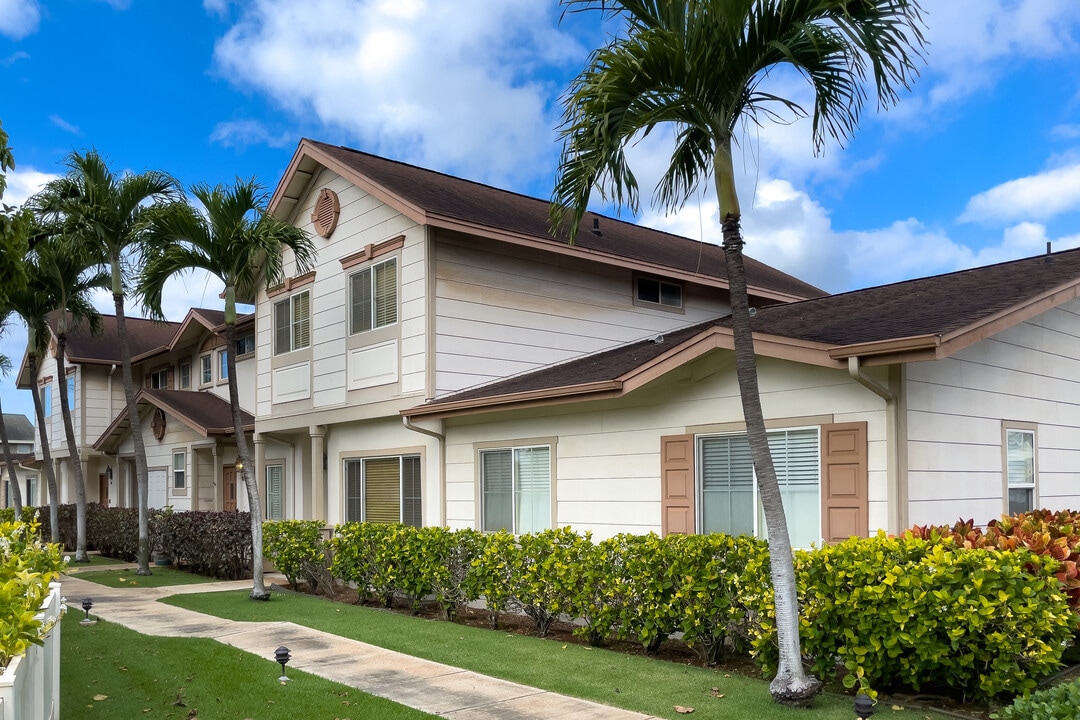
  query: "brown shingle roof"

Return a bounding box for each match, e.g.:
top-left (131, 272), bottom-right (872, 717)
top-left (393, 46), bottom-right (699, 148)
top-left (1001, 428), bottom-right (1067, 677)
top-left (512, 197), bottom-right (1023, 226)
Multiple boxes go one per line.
top-left (407, 248), bottom-right (1080, 416)
top-left (60, 314), bottom-right (180, 364)
top-left (306, 140), bottom-right (825, 301)
top-left (93, 388), bottom-right (253, 452)
top-left (1, 414), bottom-right (35, 443)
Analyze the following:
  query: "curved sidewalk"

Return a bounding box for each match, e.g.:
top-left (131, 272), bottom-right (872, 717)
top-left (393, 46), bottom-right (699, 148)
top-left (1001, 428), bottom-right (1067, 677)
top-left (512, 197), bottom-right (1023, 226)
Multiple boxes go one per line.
top-left (59, 572), bottom-right (655, 720)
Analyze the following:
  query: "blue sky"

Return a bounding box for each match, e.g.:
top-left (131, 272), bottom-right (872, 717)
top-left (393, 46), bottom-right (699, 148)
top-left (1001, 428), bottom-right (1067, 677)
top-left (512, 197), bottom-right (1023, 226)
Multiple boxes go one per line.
top-left (3, 0), bottom-right (1080, 422)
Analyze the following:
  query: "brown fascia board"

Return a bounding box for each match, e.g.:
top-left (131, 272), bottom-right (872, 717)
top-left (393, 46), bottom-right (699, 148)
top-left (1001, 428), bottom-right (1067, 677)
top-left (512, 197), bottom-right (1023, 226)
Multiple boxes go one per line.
top-left (93, 391), bottom-right (253, 450)
top-left (829, 334), bottom-right (941, 361)
top-left (403, 325), bottom-right (838, 420)
top-left (270, 140), bottom-right (812, 305)
top-left (210, 313), bottom-right (256, 336)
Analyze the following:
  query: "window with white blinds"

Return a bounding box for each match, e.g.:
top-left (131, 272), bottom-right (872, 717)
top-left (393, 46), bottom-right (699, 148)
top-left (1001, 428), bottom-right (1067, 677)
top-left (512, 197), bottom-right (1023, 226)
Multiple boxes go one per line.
top-left (699, 428), bottom-right (820, 547)
top-left (266, 465), bottom-right (284, 521)
top-left (273, 290), bottom-right (310, 355)
top-left (480, 446), bottom-right (550, 534)
top-left (343, 455), bottom-right (421, 526)
top-left (172, 451), bottom-right (186, 490)
top-left (1005, 428), bottom-right (1036, 514)
top-left (350, 258), bottom-right (398, 334)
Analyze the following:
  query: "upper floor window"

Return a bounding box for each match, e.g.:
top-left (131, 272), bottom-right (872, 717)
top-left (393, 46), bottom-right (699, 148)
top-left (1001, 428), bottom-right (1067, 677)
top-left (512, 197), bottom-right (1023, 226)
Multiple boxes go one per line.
top-left (179, 361), bottom-right (191, 390)
top-left (274, 290), bottom-right (310, 355)
top-left (150, 367), bottom-right (168, 389)
top-left (1005, 426), bottom-right (1036, 515)
top-left (200, 355), bottom-right (213, 385)
top-left (219, 350), bottom-right (229, 381)
top-left (636, 275), bottom-right (683, 309)
top-left (344, 454), bottom-right (421, 526)
top-left (42, 385), bottom-right (51, 417)
top-left (67, 376), bottom-right (75, 406)
top-left (480, 445), bottom-right (550, 534)
top-left (350, 258), bottom-right (397, 334)
top-left (236, 333), bottom-right (255, 356)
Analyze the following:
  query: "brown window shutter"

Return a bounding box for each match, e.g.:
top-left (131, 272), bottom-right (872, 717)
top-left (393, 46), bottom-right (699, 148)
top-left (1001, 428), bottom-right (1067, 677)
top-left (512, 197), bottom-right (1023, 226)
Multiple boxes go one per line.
top-left (144, 374), bottom-right (151, 389)
top-left (821, 421), bottom-right (868, 543)
top-left (661, 434), bottom-right (696, 537)
top-left (167, 367), bottom-right (174, 390)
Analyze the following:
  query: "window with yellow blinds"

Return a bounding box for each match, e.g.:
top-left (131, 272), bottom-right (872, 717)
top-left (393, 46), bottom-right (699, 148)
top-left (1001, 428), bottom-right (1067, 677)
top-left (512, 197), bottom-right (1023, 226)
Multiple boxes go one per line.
top-left (343, 455), bottom-right (422, 526)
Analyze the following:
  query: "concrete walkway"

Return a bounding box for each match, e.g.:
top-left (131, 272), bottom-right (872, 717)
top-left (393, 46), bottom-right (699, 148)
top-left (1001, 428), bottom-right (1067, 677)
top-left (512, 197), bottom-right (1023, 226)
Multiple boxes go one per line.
top-left (59, 571), bottom-right (656, 719)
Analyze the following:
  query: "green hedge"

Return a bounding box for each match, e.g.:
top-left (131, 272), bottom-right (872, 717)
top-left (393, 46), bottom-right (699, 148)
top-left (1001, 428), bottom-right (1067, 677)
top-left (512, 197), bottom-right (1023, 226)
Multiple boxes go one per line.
top-left (0, 520), bottom-right (67, 666)
top-left (992, 678), bottom-right (1080, 720)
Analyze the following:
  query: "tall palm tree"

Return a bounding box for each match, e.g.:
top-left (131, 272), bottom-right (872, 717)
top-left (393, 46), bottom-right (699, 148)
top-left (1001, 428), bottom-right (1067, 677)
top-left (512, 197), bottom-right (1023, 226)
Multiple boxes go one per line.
top-left (0, 330), bottom-right (22, 515)
top-left (10, 272), bottom-right (62, 542)
top-left (0, 121), bottom-right (30, 307)
top-left (138, 179), bottom-right (316, 600)
top-left (40, 150), bottom-right (180, 574)
top-left (23, 223), bottom-right (109, 562)
top-left (551, 0), bottom-right (924, 705)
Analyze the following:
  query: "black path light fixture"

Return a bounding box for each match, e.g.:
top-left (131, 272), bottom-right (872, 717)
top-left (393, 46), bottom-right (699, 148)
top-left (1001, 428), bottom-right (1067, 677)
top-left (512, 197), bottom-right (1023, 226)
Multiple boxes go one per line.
top-left (274, 646), bottom-right (291, 683)
top-left (854, 692), bottom-right (875, 720)
top-left (80, 598), bottom-right (96, 626)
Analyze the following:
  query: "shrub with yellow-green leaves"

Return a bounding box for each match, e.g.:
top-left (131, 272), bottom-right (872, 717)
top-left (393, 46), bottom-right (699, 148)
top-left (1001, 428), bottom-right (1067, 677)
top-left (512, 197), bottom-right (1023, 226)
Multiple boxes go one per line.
top-left (514, 527), bottom-right (583, 636)
top-left (747, 533), bottom-right (1074, 702)
top-left (329, 522), bottom-right (397, 604)
top-left (603, 533), bottom-right (680, 653)
top-left (465, 530), bottom-right (521, 629)
top-left (263, 520), bottom-right (328, 591)
top-left (0, 520), bottom-right (67, 667)
top-left (422, 527), bottom-right (485, 621)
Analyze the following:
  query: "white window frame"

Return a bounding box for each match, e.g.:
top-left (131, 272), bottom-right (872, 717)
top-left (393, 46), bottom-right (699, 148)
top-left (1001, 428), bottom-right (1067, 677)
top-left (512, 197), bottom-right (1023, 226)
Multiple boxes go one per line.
top-left (274, 290), bottom-right (311, 355)
top-left (236, 333), bottom-right (255, 356)
top-left (218, 349), bottom-right (229, 382)
top-left (200, 354), bottom-right (213, 385)
top-left (150, 367), bottom-right (168, 389)
top-left (696, 427), bottom-right (821, 548)
top-left (1004, 424), bottom-right (1037, 515)
top-left (179, 361), bottom-right (191, 390)
top-left (172, 451), bottom-right (186, 490)
top-left (343, 454), bottom-right (421, 526)
top-left (25, 475), bottom-right (37, 507)
top-left (350, 257), bottom-right (398, 335)
top-left (41, 384), bottom-right (51, 417)
top-left (479, 445), bottom-right (551, 534)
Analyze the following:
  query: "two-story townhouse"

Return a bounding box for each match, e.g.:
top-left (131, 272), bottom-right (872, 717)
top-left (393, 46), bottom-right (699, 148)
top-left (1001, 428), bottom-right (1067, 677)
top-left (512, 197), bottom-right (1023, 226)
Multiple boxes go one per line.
top-left (252, 139), bottom-right (823, 532)
top-left (1, 413), bottom-right (39, 508)
top-left (17, 309), bottom-right (258, 513)
top-left (257, 140), bottom-right (1080, 546)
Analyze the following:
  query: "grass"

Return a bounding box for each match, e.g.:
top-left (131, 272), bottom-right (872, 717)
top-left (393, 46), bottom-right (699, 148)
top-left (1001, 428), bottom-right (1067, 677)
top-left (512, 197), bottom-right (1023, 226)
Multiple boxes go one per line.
top-left (72, 566), bottom-right (221, 588)
top-left (60, 611), bottom-right (437, 719)
top-left (165, 589), bottom-right (953, 720)
top-left (63, 554), bottom-right (128, 570)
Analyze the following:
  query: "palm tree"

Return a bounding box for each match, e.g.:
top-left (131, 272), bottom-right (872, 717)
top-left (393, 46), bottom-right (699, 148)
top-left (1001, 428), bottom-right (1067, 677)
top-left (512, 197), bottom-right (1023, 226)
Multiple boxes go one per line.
top-left (0, 328), bottom-right (23, 515)
top-left (0, 121), bottom-right (30, 307)
top-left (138, 179), bottom-right (316, 600)
top-left (551, 0), bottom-right (924, 705)
top-left (40, 150), bottom-right (179, 574)
top-left (10, 272), bottom-right (62, 542)
top-left (23, 223), bottom-right (109, 562)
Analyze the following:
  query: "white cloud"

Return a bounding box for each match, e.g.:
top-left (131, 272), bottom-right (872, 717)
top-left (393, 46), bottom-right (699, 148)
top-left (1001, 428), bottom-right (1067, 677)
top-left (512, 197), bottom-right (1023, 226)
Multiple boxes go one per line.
top-left (48, 115), bottom-right (81, 136)
top-left (960, 163), bottom-right (1080, 224)
top-left (210, 119), bottom-right (294, 150)
top-left (210, 0), bottom-right (584, 186)
top-left (0, 0), bottom-right (40, 39)
top-left (1, 166), bottom-right (58, 207)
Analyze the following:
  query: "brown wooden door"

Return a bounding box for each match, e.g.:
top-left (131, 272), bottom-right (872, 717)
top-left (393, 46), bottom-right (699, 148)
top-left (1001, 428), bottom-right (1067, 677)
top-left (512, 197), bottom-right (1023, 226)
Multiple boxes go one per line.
top-left (660, 434), bottom-right (696, 537)
top-left (98, 474), bottom-right (109, 507)
top-left (223, 466), bottom-right (238, 511)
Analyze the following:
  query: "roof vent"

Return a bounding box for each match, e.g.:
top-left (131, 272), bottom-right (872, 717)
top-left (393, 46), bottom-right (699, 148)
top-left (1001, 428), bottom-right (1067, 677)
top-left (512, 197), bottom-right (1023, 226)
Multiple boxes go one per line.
top-left (647, 334), bottom-right (664, 344)
top-left (311, 188), bottom-right (340, 238)
top-left (592, 218), bottom-right (601, 236)
top-left (1046, 241), bottom-right (1053, 263)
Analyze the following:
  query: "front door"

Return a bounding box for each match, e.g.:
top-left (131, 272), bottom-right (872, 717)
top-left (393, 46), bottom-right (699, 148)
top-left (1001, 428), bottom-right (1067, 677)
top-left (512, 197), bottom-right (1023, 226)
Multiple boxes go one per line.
top-left (98, 473), bottom-right (109, 507)
top-left (223, 466), bottom-right (237, 511)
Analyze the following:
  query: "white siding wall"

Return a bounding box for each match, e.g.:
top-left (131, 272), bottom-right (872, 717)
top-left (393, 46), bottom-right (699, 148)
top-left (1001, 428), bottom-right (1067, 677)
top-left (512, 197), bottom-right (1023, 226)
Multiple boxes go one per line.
top-left (256, 169), bottom-right (426, 421)
top-left (905, 298), bottom-right (1080, 526)
top-left (434, 237), bottom-right (731, 396)
top-left (444, 353), bottom-right (886, 541)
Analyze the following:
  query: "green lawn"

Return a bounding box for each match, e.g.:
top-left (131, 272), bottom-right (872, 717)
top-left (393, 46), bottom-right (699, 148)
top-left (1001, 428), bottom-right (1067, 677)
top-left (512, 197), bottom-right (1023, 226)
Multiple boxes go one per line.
top-left (165, 589), bottom-right (952, 720)
top-left (60, 611), bottom-right (437, 719)
top-left (71, 566), bottom-right (221, 588)
top-left (63, 554), bottom-right (128, 570)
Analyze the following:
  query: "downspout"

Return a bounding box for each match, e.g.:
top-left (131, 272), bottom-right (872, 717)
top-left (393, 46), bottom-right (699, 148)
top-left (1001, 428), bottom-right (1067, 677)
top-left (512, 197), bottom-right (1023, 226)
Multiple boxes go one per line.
top-left (402, 415), bottom-right (446, 527)
top-left (847, 357), bottom-right (904, 535)
top-left (108, 364), bottom-right (118, 422)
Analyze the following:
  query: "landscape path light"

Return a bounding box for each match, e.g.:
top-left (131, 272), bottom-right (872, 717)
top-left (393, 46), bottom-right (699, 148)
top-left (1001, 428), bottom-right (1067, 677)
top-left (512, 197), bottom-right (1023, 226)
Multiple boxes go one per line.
top-left (274, 645), bottom-right (291, 682)
top-left (854, 692), bottom-right (875, 720)
top-left (80, 598), bottom-right (96, 626)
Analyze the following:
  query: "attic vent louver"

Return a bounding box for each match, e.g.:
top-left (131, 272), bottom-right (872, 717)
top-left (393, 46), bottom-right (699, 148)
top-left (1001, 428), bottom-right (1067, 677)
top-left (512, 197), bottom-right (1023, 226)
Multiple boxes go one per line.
top-left (592, 218), bottom-right (602, 236)
top-left (311, 188), bottom-right (340, 238)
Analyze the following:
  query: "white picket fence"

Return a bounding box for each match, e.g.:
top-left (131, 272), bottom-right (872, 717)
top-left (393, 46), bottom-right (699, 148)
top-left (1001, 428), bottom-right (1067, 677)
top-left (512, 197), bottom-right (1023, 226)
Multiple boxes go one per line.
top-left (0, 582), bottom-right (63, 720)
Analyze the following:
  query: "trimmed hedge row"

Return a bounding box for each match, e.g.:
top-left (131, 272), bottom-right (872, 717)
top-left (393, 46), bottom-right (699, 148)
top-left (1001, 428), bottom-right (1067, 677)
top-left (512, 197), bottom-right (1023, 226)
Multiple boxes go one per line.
top-left (992, 677), bottom-right (1080, 720)
top-left (263, 520), bottom-right (1076, 701)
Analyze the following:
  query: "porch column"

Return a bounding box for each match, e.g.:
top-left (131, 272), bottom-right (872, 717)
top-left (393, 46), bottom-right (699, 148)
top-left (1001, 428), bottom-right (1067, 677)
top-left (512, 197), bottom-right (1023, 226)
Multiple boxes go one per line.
top-left (212, 446), bottom-right (221, 511)
top-left (254, 434), bottom-right (265, 515)
top-left (310, 425), bottom-right (326, 523)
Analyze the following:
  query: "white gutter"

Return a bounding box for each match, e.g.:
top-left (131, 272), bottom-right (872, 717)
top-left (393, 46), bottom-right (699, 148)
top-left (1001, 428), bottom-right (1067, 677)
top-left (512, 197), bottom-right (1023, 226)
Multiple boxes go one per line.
top-left (402, 415), bottom-right (446, 527)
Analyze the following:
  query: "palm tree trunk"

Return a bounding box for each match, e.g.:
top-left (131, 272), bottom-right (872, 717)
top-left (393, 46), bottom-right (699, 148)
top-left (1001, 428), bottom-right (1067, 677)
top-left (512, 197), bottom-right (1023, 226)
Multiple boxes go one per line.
top-left (55, 332), bottom-right (89, 562)
top-left (0, 396), bottom-right (24, 516)
top-left (715, 149), bottom-right (819, 707)
top-left (114, 292), bottom-right (152, 575)
top-left (28, 351), bottom-right (59, 543)
top-left (224, 317), bottom-right (268, 600)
